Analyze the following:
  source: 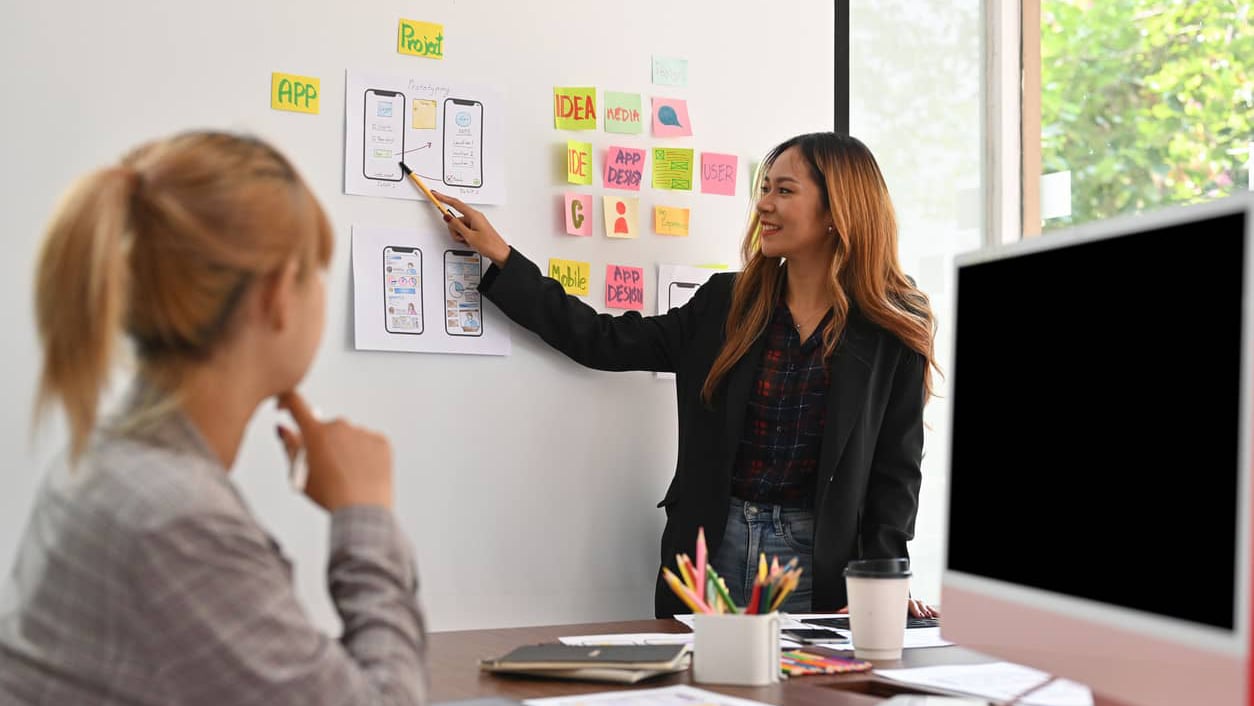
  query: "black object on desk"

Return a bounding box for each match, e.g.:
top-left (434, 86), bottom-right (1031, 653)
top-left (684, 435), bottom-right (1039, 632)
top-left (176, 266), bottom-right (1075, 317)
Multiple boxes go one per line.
top-left (802, 616), bottom-right (940, 630)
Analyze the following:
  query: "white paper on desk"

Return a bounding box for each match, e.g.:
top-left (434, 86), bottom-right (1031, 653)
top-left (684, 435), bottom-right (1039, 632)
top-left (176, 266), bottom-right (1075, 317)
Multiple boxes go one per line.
top-left (559, 633), bottom-right (693, 646)
top-left (672, 613), bottom-right (950, 650)
top-left (877, 663), bottom-right (1093, 706)
top-left (524, 684), bottom-right (774, 706)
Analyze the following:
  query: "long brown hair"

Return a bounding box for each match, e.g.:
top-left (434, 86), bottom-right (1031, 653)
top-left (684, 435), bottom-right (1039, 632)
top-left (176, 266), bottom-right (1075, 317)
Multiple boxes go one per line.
top-left (702, 133), bottom-right (937, 403)
top-left (33, 131), bottom-right (334, 460)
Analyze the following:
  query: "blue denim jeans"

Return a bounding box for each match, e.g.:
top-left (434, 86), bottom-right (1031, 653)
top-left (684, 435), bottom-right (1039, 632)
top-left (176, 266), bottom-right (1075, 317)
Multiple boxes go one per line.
top-left (708, 497), bottom-right (814, 612)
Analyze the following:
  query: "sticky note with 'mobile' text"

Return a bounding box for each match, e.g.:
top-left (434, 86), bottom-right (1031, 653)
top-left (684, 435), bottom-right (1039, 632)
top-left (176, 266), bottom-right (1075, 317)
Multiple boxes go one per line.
top-left (549, 258), bottom-right (590, 296)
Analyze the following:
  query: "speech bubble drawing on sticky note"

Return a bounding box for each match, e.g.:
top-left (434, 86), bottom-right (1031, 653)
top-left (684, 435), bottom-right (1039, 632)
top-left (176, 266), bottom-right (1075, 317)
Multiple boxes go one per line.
top-left (564, 192), bottom-right (593, 236)
top-left (652, 97), bottom-right (692, 138)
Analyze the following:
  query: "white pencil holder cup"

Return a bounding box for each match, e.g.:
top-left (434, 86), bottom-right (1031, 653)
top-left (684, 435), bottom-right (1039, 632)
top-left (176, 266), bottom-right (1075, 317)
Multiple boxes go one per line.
top-left (692, 612), bottom-right (781, 686)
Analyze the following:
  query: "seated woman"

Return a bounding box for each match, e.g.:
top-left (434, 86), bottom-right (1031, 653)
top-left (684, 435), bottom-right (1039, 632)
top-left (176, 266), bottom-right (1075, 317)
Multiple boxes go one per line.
top-left (0, 132), bottom-right (427, 705)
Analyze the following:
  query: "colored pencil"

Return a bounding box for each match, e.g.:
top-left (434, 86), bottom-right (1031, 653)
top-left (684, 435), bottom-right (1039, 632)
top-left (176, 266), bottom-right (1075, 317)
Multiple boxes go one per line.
top-left (695, 527), bottom-right (707, 599)
top-left (662, 567), bottom-right (709, 614)
top-left (676, 554), bottom-right (695, 591)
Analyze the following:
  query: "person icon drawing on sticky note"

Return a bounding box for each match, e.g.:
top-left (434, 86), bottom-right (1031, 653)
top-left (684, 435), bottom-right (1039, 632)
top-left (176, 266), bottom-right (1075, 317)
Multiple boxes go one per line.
top-left (613, 201), bottom-right (629, 234)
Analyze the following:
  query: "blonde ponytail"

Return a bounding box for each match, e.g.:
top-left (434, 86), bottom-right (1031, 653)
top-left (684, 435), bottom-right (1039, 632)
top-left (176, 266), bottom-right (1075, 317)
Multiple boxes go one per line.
top-left (32, 131), bottom-right (334, 464)
top-left (34, 167), bottom-right (136, 460)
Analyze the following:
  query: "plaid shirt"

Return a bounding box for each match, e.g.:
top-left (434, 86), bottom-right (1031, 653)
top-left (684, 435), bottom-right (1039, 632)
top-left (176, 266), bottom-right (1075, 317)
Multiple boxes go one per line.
top-left (730, 302), bottom-right (833, 507)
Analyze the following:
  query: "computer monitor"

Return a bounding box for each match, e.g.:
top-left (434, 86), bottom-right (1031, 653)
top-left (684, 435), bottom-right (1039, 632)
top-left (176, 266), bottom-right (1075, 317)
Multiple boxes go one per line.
top-left (943, 193), bottom-right (1254, 706)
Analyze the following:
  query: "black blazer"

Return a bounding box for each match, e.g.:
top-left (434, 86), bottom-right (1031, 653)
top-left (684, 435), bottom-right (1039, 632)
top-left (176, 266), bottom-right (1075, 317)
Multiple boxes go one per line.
top-left (480, 250), bottom-right (925, 617)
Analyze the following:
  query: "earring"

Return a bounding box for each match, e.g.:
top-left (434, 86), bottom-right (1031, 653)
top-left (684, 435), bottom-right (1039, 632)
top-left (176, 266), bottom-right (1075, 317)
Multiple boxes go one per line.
top-left (827, 225), bottom-right (835, 234)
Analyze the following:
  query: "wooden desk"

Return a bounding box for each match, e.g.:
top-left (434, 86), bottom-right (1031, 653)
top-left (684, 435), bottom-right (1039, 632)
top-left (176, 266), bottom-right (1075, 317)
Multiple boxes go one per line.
top-left (429, 619), bottom-right (996, 705)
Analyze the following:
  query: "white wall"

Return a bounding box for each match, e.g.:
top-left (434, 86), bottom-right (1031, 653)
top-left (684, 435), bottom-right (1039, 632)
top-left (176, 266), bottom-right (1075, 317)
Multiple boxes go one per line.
top-left (0, 0), bottom-right (835, 631)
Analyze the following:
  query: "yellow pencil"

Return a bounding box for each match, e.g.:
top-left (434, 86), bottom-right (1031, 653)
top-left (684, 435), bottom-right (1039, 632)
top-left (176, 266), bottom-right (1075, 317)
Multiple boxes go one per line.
top-left (757, 552), bottom-right (768, 583)
top-left (398, 162), bottom-right (453, 218)
top-left (676, 554), bottom-right (696, 591)
top-left (770, 570), bottom-right (802, 612)
top-left (663, 567), bottom-right (709, 614)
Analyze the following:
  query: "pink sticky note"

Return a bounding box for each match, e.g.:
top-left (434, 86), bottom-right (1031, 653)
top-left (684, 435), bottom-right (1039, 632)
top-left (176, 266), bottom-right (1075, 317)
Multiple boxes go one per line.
top-left (605, 264), bottom-right (645, 310)
top-left (652, 97), bottom-right (692, 138)
top-left (564, 192), bottom-right (592, 236)
top-left (701, 152), bottom-right (738, 196)
top-left (603, 146), bottom-right (646, 191)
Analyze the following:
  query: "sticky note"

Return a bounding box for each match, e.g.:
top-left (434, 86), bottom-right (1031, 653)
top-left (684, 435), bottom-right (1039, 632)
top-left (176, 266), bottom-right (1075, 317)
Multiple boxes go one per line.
top-left (411, 99), bottom-right (437, 129)
top-left (606, 265), bottom-right (645, 310)
top-left (397, 19), bottom-right (444, 59)
top-left (652, 148), bottom-right (694, 191)
top-left (270, 73), bottom-right (320, 114)
top-left (652, 56), bottom-right (689, 87)
top-left (604, 146), bottom-right (646, 192)
top-left (565, 192), bottom-right (592, 236)
top-left (604, 91), bottom-right (644, 134)
top-left (554, 87), bottom-right (597, 130)
top-left (549, 258), bottom-right (590, 296)
top-left (701, 152), bottom-right (738, 196)
top-left (602, 196), bottom-right (640, 239)
top-left (654, 206), bottom-right (690, 236)
top-left (652, 97), bottom-right (692, 138)
top-left (567, 140), bottom-right (593, 185)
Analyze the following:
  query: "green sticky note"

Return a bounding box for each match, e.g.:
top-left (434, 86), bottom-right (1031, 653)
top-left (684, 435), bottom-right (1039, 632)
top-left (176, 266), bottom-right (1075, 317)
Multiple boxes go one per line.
top-left (604, 91), bottom-right (643, 135)
top-left (554, 87), bottom-right (597, 130)
top-left (652, 56), bottom-right (688, 87)
top-left (652, 148), bottom-right (694, 191)
top-left (567, 140), bottom-right (593, 185)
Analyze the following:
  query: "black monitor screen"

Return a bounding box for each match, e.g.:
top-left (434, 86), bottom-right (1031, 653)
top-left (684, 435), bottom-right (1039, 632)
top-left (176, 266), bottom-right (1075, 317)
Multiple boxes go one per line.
top-left (948, 210), bottom-right (1246, 631)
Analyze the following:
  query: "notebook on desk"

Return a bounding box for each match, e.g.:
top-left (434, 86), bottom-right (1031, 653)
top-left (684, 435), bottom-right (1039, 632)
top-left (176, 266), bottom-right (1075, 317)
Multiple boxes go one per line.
top-left (479, 643), bottom-right (690, 684)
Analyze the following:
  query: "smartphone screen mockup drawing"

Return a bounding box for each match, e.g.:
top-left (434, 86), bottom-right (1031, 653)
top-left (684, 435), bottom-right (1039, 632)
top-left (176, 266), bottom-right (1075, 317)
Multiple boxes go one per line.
top-left (364, 89), bottom-right (406, 181)
top-left (668, 281), bottom-right (700, 311)
top-left (384, 246), bottom-right (423, 335)
top-left (444, 249), bottom-right (482, 337)
top-left (442, 98), bottom-right (484, 189)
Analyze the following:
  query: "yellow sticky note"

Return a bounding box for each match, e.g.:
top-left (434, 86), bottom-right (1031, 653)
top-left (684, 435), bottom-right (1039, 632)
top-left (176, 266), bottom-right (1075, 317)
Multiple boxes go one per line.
top-left (554, 87), bottom-right (597, 130)
top-left (548, 258), bottom-right (590, 296)
top-left (654, 206), bottom-right (690, 237)
top-left (398, 19), bottom-right (444, 59)
top-left (567, 141), bottom-right (593, 185)
top-left (412, 99), bottom-right (437, 129)
top-left (270, 72), bottom-right (320, 114)
top-left (603, 196), bottom-right (640, 239)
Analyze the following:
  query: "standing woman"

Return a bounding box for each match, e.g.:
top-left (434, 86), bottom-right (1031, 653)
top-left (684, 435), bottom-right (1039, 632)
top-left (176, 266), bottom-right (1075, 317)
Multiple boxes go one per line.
top-left (0, 132), bottom-right (427, 704)
top-left (435, 132), bottom-right (938, 618)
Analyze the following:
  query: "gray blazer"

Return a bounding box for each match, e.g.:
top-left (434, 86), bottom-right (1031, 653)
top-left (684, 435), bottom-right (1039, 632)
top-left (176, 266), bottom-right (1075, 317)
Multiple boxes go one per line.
top-left (0, 399), bottom-right (427, 705)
